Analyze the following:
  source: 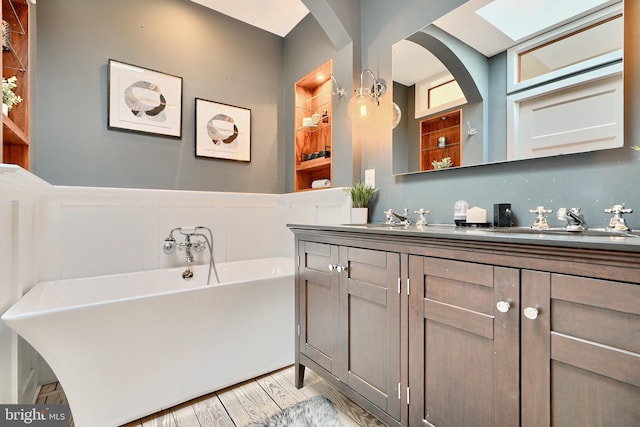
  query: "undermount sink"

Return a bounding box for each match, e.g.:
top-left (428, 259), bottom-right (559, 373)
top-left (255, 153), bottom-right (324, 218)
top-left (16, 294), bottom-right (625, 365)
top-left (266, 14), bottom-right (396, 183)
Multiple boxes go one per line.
top-left (487, 227), bottom-right (639, 238)
top-left (352, 223), bottom-right (410, 228)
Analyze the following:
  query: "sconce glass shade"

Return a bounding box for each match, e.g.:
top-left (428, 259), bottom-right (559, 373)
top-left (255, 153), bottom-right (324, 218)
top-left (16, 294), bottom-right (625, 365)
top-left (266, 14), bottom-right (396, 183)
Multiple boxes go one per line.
top-left (348, 88), bottom-right (376, 120)
top-left (348, 69), bottom-right (387, 121)
top-left (391, 102), bottom-right (402, 129)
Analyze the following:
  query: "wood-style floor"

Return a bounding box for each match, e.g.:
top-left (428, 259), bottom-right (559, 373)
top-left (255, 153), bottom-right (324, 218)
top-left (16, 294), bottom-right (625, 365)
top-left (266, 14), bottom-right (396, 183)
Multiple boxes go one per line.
top-left (36, 365), bottom-right (387, 427)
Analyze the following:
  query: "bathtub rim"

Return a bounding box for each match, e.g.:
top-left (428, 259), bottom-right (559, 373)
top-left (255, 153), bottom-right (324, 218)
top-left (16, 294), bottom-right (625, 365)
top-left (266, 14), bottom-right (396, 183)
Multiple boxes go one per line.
top-left (2, 256), bottom-right (294, 322)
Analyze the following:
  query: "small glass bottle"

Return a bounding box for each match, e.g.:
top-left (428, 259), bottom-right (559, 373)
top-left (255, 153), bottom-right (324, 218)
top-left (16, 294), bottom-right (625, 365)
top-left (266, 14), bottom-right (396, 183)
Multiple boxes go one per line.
top-left (454, 200), bottom-right (469, 226)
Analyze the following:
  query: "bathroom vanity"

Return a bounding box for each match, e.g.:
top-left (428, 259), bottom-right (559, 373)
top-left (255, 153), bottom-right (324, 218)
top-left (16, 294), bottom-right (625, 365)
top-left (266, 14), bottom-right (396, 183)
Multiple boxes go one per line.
top-left (288, 224), bottom-right (640, 427)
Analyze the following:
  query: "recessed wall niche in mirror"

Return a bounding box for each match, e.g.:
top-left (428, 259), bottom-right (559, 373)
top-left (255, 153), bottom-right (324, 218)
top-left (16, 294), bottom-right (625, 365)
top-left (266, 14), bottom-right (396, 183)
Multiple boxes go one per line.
top-left (391, 0), bottom-right (624, 175)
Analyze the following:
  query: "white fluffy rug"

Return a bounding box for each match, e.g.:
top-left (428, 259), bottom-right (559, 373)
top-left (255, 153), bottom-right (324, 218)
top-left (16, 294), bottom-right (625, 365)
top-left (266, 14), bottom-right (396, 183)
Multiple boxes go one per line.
top-left (247, 395), bottom-right (344, 427)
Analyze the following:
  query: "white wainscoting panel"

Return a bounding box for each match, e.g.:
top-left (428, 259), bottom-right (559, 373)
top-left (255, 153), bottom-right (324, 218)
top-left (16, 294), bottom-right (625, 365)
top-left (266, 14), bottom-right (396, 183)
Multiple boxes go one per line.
top-left (225, 205), bottom-right (280, 262)
top-left (56, 205), bottom-right (147, 279)
top-left (0, 167), bottom-right (351, 403)
top-left (0, 166), bottom-right (44, 405)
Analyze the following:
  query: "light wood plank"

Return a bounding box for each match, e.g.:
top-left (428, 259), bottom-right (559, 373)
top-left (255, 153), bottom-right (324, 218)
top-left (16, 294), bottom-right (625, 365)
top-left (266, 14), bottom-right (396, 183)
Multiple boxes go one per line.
top-left (257, 369), bottom-right (308, 409)
top-left (140, 410), bottom-right (176, 427)
top-left (192, 395), bottom-right (235, 427)
top-left (217, 380), bottom-right (280, 426)
top-left (44, 389), bottom-right (67, 405)
top-left (40, 383), bottom-right (57, 394)
top-left (170, 403), bottom-right (201, 427)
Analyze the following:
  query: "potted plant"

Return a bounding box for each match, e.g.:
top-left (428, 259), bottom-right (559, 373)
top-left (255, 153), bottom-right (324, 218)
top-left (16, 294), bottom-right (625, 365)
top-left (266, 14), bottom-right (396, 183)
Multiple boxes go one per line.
top-left (346, 182), bottom-right (377, 224)
top-left (2, 75), bottom-right (22, 115)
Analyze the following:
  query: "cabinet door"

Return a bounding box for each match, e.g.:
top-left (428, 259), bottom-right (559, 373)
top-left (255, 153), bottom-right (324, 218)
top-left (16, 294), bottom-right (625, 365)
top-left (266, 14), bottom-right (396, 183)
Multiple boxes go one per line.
top-left (297, 241), bottom-right (340, 373)
top-left (336, 246), bottom-right (402, 420)
top-left (409, 256), bottom-right (520, 427)
top-left (521, 271), bottom-right (640, 427)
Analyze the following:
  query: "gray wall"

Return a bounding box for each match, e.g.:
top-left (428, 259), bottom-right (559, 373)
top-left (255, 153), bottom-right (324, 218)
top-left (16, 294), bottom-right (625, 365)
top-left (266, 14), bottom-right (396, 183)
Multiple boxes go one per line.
top-left (33, 0), bottom-right (285, 193)
top-left (356, 0), bottom-right (640, 230)
top-left (31, 0), bottom-right (640, 230)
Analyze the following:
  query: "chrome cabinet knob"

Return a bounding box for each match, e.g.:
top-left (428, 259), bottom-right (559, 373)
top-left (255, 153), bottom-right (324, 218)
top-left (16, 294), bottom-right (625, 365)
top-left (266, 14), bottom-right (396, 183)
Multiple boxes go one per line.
top-left (524, 306), bottom-right (539, 320)
top-left (328, 264), bottom-right (336, 271)
top-left (496, 301), bottom-right (511, 313)
top-left (335, 265), bottom-right (347, 272)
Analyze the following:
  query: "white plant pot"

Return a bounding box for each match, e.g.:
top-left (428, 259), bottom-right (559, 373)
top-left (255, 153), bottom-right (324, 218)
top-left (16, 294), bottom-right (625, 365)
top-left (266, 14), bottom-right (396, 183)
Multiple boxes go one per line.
top-left (2, 103), bottom-right (8, 115)
top-left (351, 207), bottom-right (368, 224)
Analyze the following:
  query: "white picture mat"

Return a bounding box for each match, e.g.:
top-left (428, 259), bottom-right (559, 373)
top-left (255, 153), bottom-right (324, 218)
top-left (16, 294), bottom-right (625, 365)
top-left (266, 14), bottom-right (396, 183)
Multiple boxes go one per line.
top-left (195, 98), bottom-right (251, 162)
top-left (108, 60), bottom-right (182, 138)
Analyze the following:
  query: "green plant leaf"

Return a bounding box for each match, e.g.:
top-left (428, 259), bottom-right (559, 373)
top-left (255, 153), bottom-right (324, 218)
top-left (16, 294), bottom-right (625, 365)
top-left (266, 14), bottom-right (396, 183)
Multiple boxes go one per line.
top-left (346, 182), bottom-right (377, 208)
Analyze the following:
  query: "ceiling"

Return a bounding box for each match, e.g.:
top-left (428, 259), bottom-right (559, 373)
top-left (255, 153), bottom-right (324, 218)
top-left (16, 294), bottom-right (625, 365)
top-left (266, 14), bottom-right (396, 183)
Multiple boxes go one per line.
top-left (189, 0), bottom-right (309, 37)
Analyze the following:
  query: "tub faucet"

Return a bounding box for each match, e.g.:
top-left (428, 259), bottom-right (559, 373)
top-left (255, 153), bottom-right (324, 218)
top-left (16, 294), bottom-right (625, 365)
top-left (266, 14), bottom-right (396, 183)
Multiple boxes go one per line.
top-left (605, 204), bottom-right (633, 231)
top-left (162, 226), bottom-right (220, 285)
top-left (557, 207), bottom-right (587, 231)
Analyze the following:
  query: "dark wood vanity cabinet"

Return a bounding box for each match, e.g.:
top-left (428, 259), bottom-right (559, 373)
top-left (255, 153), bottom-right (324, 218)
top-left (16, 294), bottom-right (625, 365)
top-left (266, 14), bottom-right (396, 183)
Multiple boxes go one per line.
top-left (521, 271), bottom-right (640, 427)
top-left (408, 257), bottom-right (520, 427)
top-left (291, 226), bottom-right (640, 427)
top-left (295, 239), bottom-right (404, 425)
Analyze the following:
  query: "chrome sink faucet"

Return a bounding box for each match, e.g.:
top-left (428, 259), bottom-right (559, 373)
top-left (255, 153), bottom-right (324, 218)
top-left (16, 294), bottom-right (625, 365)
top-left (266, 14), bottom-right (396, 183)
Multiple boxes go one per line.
top-left (557, 207), bottom-right (587, 231)
top-left (605, 204), bottom-right (633, 231)
top-left (384, 208), bottom-right (411, 225)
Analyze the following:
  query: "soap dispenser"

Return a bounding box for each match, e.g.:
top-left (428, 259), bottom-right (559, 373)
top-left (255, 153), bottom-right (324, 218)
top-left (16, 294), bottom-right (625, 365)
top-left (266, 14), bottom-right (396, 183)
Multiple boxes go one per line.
top-left (454, 200), bottom-right (469, 225)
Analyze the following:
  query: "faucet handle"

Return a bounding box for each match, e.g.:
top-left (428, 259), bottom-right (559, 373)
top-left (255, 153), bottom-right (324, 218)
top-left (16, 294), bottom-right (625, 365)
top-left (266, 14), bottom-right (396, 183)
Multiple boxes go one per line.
top-left (414, 209), bottom-right (430, 226)
top-left (605, 204), bottom-right (633, 214)
top-left (605, 204), bottom-right (632, 231)
top-left (529, 206), bottom-right (552, 215)
top-left (529, 206), bottom-right (552, 230)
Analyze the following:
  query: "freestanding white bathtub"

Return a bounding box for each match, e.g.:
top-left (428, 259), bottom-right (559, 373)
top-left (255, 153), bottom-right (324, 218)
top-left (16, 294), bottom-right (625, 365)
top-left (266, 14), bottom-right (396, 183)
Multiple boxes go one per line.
top-left (2, 257), bottom-right (295, 427)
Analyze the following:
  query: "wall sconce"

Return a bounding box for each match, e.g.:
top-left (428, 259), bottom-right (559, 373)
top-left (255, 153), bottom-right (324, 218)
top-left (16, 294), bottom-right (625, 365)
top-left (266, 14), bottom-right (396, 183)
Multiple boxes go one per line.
top-left (466, 121), bottom-right (477, 136)
top-left (331, 75), bottom-right (346, 97)
top-left (348, 69), bottom-right (386, 120)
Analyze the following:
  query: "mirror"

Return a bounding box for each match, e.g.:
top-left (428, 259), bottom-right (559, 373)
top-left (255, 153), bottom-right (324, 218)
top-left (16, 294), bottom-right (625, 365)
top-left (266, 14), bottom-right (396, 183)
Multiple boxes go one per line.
top-left (392, 0), bottom-right (624, 175)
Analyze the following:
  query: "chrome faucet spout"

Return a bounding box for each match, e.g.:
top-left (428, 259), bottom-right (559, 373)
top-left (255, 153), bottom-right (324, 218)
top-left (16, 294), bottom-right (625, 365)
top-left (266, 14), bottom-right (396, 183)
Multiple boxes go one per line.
top-left (558, 208), bottom-right (587, 231)
top-left (392, 211), bottom-right (411, 225)
top-left (184, 235), bottom-right (194, 264)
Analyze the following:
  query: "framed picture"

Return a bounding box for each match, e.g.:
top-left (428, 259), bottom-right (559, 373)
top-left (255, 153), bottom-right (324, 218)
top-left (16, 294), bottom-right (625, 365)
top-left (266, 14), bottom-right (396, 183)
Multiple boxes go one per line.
top-left (108, 59), bottom-right (183, 138)
top-left (195, 98), bottom-right (251, 162)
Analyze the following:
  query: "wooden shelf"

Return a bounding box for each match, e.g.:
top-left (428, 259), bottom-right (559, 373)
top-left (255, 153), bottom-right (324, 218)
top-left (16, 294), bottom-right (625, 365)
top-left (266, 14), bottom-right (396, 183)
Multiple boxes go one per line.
top-left (296, 121), bottom-right (331, 133)
top-left (420, 109), bottom-right (462, 170)
top-left (294, 59), bottom-right (333, 192)
top-left (2, 114), bottom-right (28, 145)
top-left (296, 156), bottom-right (331, 172)
top-left (2, 0), bottom-right (30, 169)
